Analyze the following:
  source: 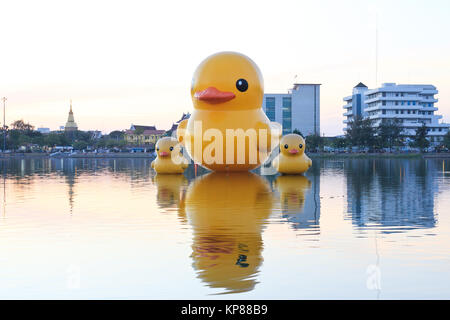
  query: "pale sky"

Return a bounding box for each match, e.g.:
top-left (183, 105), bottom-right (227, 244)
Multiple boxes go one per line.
top-left (1, 0), bottom-right (449, 136)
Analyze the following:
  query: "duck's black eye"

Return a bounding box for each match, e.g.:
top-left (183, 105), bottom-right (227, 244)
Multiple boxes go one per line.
top-left (299, 144), bottom-right (303, 149)
top-left (169, 146), bottom-right (174, 151)
top-left (156, 148), bottom-right (159, 151)
top-left (236, 79), bottom-right (248, 92)
top-left (284, 144), bottom-right (289, 149)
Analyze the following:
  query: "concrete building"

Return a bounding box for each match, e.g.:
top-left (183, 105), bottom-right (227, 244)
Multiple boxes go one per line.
top-left (125, 125), bottom-right (165, 147)
top-left (343, 82), bottom-right (450, 144)
top-left (263, 83), bottom-right (321, 136)
top-left (37, 127), bottom-right (50, 134)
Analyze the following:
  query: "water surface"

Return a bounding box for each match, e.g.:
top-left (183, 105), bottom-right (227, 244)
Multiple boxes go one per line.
top-left (0, 157), bottom-right (449, 299)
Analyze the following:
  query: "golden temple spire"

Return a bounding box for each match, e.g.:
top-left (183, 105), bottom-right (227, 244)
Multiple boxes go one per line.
top-left (65, 99), bottom-right (78, 132)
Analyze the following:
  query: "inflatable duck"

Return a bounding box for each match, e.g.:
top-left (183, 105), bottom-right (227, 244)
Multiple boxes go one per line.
top-left (151, 137), bottom-right (188, 174)
top-left (183, 172), bottom-right (273, 293)
top-left (273, 134), bottom-right (312, 174)
top-left (177, 51), bottom-right (281, 172)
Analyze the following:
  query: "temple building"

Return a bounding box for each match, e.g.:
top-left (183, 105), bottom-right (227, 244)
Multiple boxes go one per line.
top-left (125, 124), bottom-right (165, 146)
top-left (64, 100), bottom-right (78, 132)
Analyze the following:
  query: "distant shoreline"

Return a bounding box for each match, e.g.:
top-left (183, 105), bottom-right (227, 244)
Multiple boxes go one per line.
top-left (1, 152), bottom-right (450, 160)
top-left (310, 152), bottom-right (450, 159)
top-left (0, 153), bottom-right (155, 159)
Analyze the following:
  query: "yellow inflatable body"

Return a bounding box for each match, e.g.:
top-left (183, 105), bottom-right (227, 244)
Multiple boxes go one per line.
top-left (151, 137), bottom-right (188, 174)
top-left (177, 51), bottom-right (281, 172)
top-left (273, 134), bottom-right (312, 174)
top-left (184, 172), bottom-right (272, 293)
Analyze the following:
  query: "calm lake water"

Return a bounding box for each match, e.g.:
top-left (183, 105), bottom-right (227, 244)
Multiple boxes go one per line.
top-left (0, 157), bottom-right (449, 299)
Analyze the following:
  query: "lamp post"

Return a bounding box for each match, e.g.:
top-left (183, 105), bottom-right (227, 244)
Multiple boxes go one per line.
top-left (2, 97), bottom-right (6, 152)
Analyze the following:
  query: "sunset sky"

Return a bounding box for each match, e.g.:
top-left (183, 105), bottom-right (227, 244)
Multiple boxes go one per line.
top-left (1, 0), bottom-right (449, 135)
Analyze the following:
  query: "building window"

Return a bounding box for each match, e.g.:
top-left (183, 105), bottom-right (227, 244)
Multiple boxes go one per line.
top-left (395, 101), bottom-right (398, 105)
top-left (395, 110), bottom-right (399, 114)
top-left (282, 97), bottom-right (292, 134)
top-left (413, 101), bottom-right (416, 106)
top-left (382, 92), bottom-right (386, 97)
top-left (382, 110), bottom-right (386, 115)
top-left (407, 101), bottom-right (411, 105)
top-left (382, 101), bottom-right (386, 106)
top-left (265, 97), bottom-right (276, 121)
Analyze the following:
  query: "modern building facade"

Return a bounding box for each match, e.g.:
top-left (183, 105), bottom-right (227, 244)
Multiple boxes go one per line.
top-left (343, 82), bottom-right (450, 144)
top-left (263, 83), bottom-right (321, 136)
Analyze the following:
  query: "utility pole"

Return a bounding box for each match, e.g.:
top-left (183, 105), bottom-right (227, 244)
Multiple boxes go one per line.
top-left (2, 97), bottom-right (6, 152)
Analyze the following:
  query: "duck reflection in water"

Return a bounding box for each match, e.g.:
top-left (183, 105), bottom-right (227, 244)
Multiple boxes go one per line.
top-left (152, 174), bottom-right (188, 212)
top-left (273, 175), bottom-right (321, 232)
top-left (274, 175), bottom-right (311, 214)
top-left (183, 172), bottom-right (273, 294)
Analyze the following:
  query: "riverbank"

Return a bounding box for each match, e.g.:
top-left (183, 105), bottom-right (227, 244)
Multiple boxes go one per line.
top-left (2, 152), bottom-right (450, 160)
top-left (309, 152), bottom-right (450, 159)
top-left (0, 152), bottom-right (155, 159)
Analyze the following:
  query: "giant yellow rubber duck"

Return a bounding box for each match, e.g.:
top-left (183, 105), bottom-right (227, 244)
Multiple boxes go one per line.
top-left (273, 134), bottom-right (312, 174)
top-left (183, 172), bottom-right (272, 294)
top-left (151, 137), bottom-right (188, 174)
top-left (177, 51), bottom-right (281, 172)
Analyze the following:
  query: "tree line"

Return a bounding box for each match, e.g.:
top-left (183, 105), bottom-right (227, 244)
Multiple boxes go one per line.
top-left (1, 120), bottom-right (127, 151)
top-left (294, 116), bottom-right (450, 152)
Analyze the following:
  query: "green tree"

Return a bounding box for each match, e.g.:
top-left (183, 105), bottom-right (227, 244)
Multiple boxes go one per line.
top-left (109, 130), bottom-right (124, 140)
top-left (377, 119), bottom-right (403, 150)
top-left (345, 116), bottom-right (376, 149)
top-left (11, 120), bottom-right (34, 131)
top-left (293, 128), bottom-right (304, 137)
top-left (73, 141), bottom-right (88, 150)
top-left (413, 123), bottom-right (430, 151)
top-left (331, 137), bottom-right (347, 149)
top-left (305, 134), bottom-right (323, 152)
top-left (443, 131), bottom-right (450, 149)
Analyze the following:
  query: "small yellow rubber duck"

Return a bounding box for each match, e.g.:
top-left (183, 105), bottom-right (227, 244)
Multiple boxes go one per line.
top-left (273, 134), bottom-right (312, 174)
top-left (177, 51), bottom-right (281, 172)
top-left (151, 137), bottom-right (188, 174)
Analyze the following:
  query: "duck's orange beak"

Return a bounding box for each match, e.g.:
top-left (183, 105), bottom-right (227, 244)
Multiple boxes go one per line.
top-left (289, 149), bottom-right (299, 154)
top-left (194, 87), bottom-right (235, 104)
top-left (159, 151), bottom-right (169, 157)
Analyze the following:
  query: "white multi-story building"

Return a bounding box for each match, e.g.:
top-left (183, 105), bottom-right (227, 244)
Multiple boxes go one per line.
top-left (263, 83), bottom-right (321, 136)
top-left (343, 82), bottom-right (450, 144)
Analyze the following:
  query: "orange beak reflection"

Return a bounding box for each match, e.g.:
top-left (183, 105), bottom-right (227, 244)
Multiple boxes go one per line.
top-left (194, 87), bottom-right (235, 104)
